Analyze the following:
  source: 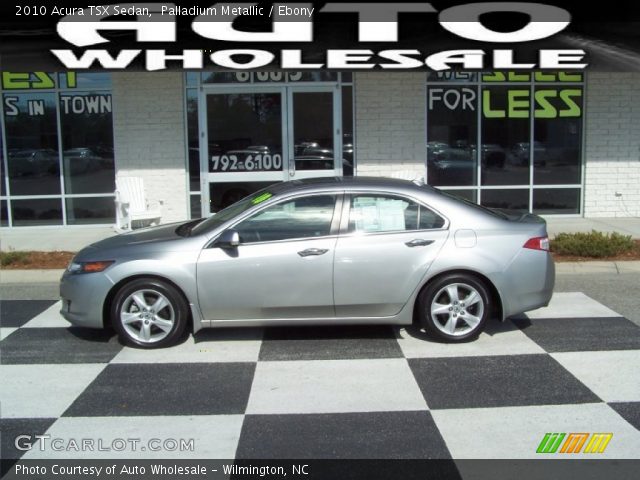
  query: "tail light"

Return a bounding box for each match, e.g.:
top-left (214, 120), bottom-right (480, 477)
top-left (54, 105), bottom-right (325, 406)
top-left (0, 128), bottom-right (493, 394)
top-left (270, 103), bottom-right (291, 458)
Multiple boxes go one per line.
top-left (524, 236), bottom-right (550, 251)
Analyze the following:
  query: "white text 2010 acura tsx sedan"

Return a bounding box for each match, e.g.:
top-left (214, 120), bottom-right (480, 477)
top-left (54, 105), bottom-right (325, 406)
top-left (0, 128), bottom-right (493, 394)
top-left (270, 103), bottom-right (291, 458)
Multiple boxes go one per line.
top-left (60, 177), bottom-right (554, 348)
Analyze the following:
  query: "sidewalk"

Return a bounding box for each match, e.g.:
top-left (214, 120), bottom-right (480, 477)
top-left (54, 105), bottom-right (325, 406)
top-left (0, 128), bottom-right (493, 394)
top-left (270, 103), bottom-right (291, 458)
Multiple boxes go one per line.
top-left (544, 217), bottom-right (640, 239)
top-left (2, 262), bottom-right (640, 286)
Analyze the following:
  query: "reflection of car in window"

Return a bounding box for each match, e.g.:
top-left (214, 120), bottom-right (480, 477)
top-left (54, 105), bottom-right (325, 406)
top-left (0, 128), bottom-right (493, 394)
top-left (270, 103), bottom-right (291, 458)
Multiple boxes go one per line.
top-left (63, 148), bottom-right (102, 174)
top-left (509, 142), bottom-right (548, 167)
top-left (9, 149), bottom-right (59, 176)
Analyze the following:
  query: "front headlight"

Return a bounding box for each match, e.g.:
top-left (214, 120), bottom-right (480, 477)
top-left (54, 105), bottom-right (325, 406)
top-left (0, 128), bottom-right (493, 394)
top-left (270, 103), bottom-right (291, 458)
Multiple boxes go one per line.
top-left (67, 260), bottom-right (114, 274)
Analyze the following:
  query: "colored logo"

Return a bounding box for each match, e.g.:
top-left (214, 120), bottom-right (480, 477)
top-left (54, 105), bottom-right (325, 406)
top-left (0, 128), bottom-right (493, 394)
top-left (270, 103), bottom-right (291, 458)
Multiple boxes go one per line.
top-left (536, 433), bottom-right (613, 454)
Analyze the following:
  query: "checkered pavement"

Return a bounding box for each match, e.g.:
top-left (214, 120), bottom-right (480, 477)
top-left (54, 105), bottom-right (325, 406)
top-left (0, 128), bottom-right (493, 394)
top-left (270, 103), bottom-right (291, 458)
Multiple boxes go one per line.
top-left (1, 292), bottom-right (639, 465)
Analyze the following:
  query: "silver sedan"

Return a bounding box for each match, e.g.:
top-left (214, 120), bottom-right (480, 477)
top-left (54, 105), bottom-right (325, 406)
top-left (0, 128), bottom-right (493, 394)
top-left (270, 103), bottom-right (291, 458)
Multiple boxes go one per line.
top-left (60, 177), bottom-right (554, 348)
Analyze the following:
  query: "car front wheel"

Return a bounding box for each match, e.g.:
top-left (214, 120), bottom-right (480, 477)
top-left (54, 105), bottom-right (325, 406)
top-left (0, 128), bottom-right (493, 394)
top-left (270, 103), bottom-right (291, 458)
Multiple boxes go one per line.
top-left (111, 278), bottom-right (188, 348)
top-left (418, 274), bottom-right (491, 342)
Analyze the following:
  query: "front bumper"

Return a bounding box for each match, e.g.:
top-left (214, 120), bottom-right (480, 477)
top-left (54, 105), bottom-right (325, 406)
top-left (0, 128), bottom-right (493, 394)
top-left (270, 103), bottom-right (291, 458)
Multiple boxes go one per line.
top-left (59, 270), bottom-right (115, 329)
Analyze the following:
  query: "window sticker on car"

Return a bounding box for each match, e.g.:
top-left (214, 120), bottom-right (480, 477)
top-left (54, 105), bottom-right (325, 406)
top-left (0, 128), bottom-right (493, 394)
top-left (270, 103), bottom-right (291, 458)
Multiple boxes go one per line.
top-left (251, 192), bottom-right (273, 205)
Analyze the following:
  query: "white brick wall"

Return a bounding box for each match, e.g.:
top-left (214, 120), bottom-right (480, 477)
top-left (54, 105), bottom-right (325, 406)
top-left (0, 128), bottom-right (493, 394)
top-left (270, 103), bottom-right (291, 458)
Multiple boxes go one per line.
top-left (353, 73), bottom-right (426, 179)
top-left (584, 72), bottom-right (640, 217)
top-left (112, 72), bottom-right (188, 223)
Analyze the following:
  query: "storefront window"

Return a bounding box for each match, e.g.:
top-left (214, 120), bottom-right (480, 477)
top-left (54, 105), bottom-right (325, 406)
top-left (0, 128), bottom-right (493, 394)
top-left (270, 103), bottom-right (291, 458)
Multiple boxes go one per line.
top-left (0, 72), bottom-right (115, 227)
top-left (427, 85), bottom-right (477, 186)
top-left (426, 72), bottom-right (584, 214)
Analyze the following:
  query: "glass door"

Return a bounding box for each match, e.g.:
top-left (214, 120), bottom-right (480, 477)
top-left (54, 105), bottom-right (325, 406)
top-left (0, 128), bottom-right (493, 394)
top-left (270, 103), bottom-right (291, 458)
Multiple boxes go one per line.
top-left (200, 85), bottom-right (342, 214)
top-left (288, 86), bottom-right (342, 180)
top-left (201, 87), bottom-right (287, 213)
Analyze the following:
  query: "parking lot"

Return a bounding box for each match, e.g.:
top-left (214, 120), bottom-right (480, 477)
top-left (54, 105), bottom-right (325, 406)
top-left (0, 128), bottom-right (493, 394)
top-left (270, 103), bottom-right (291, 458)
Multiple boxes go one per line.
top-left (2, 285), bottom-right (640, 468)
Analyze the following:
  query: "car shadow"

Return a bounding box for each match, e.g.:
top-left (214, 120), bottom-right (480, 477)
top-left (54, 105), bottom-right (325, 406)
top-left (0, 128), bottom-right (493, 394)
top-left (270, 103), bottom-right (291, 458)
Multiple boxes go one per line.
top-left (66, 326), bottom-right (119, 344)
top-left (397, 318), bottom-right (523, 344)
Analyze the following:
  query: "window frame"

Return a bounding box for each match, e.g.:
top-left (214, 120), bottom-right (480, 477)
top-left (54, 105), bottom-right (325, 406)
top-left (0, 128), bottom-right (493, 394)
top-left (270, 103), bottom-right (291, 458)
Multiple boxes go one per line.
top-left (338, 191), bottom-right (449, 237)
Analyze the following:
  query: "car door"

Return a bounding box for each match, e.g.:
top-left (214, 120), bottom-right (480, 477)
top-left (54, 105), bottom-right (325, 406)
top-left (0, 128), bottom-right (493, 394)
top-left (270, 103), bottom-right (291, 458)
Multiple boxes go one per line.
top-left (197, 193), bottom-right (340, 321)
top-left (333, 192), bottom-right (449, 317)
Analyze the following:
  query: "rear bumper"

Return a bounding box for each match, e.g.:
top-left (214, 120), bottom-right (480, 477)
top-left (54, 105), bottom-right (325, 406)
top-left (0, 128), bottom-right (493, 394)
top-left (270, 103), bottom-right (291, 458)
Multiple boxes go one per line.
top-left (497, 250), bottom-right (555, 318)
top-left (59, 270), bottom-right (114, 329)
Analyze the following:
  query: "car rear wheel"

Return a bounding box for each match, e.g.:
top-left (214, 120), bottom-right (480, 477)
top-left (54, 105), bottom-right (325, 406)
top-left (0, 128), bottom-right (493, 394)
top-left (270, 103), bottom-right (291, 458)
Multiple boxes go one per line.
top-left (111, 278), bottom-right (188, 348)
top-left (418, 274), bottom-right (490, 342)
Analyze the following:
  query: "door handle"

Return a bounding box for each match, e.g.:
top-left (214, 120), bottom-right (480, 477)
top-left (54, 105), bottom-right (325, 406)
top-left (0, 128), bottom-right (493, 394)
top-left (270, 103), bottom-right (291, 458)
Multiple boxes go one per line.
top-left (298, 248), bottom-right (329, 257)
top-left (405, 239), bottom-right (434, 248)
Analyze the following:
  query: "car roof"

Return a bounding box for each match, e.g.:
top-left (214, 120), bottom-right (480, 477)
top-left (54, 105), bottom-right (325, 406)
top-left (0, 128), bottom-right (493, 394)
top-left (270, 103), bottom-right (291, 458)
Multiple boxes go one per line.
top-left (271, 176), bottom-right (433, 194)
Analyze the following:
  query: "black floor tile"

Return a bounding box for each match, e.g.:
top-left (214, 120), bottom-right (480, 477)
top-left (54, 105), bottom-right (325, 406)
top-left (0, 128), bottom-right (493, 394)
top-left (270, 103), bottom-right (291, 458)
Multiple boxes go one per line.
top-left (0, 301), bottom-right (56, 328)
top-left (259, 325), bottom-right (403, 361)
top-left (0, 417), bottom-right (56, 469)
top-left (236, 411), bottom-right (451, 459)
top-left (609, 402), bottom-right (640, 431)
top-left (409, 354), bottom-right (601, 409)
top-left (512, 317), bottom-right (640, 352)
top-left (63, 363), bottom-right (256, 417)
top-left (0, 328), bottom-right (122, 364)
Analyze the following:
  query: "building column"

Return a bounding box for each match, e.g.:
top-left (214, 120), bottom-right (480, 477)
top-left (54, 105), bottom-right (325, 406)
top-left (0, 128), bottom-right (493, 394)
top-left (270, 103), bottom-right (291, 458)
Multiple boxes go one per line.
top-left (112, 72), bottom-right (188, 223)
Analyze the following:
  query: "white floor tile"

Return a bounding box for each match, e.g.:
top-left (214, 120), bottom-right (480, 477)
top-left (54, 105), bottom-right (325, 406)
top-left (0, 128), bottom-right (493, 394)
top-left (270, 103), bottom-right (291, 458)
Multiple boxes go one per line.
top-left (246, 359), bottom-right (427, 414)
top-left (112, 329), bottom-right (263, 364)
top-left (551, 350), bottom-right (640, 402)
top-left (432, 403), bottom-right (640, 459)
top-left (395, 321), bottom-right (545, 358)
top-left (0, 327), bottom-right (17, 340)
top-left (515, 292), bottom-right (621, 319)
top-left (23, 302), bottom-right (70, 328)
top-left (23, 415), bottom-right (244, 459)
top-left (0, 364), bottom-right (106, 418)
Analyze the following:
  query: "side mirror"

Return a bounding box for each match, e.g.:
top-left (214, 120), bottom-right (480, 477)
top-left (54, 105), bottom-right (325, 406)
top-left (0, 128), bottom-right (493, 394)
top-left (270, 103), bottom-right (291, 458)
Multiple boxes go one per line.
top-left (215, 229), bottom-right (240, 249)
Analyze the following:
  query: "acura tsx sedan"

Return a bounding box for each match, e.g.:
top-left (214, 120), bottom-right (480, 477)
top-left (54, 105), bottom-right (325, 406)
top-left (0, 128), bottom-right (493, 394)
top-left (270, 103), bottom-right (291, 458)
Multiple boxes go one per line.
top-left (60, 177), bottom-right (554, 348)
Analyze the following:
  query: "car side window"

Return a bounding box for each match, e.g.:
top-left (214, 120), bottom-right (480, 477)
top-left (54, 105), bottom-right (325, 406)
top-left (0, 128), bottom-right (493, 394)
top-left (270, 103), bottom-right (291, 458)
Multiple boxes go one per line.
top-left (235, 195), bottom-right (336, 244)
top-left (348, 194), bottom-right (445, 233)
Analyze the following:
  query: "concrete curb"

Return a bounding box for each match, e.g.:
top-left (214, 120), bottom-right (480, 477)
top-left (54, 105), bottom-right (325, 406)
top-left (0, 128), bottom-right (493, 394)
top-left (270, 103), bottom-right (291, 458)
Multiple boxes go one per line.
top-left (1, 269), bottom-right (64, 284)
top-left (2, 262), bottom-right (640, 285)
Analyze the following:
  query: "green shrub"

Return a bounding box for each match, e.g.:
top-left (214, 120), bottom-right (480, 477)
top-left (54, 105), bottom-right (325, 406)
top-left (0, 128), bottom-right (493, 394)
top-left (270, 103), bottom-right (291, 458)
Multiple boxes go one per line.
top-left (551, 230), bottom-right (635, 258)
top-left (0, 251), bottom-right (30, 266)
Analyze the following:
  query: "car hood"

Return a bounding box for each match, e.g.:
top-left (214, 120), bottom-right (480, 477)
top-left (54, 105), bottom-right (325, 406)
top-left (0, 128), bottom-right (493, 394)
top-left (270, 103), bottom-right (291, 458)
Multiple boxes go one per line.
top-left (90, 222), bottom-right (186, 250)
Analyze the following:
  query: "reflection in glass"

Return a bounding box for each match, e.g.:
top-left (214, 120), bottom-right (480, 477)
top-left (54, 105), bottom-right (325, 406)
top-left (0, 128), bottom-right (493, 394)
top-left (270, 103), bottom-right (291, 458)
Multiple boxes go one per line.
top-left (65, 197), bottom-right (115, 224)
top-left (427, 72), bottom-right (477, 83)
top-left (1, 200), bottom-right (8, 226)
top-left (207, 93), bottom-right (283, 174)
top-left (441, 190), bottom-right (477, 203)
top-left (209, 181), bottom-right (277, 213)
top-left (60, 92), bottom-right (115, 194)
top-left (58, 72), bottom-right (111, 89)
top-left (533, 87), bottom-right (583, 185)
top-left (11, 198), bottom-right (62, 226)
top-left (480, 189), bottom-right (529, 212)
top-left (293, 92), bottom-right (334, 172)
top-left (481, 87), bottom-right (531, 186)
top-left (4, 93), bottom-right (60, 195)
top-left (236, 195), bottom-right (335, 243)
top-left (1, 134), bottom-right (5, 197)
top-left (190, 194), bottom-right (202, 219)
top-left (427, 86), bottom-right (478, 186)
top-left (533, 188), bottom-right (580, 214)
top-left (186, 89), bottom-right (200, 191)
top-left (342, 86), bottom-right (354, 176)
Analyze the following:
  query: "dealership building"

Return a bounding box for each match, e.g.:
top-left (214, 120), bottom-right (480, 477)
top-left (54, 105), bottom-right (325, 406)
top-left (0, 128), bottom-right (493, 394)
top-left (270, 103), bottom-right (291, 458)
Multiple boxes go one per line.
top-left (0, 70), bottom-right (638, 248)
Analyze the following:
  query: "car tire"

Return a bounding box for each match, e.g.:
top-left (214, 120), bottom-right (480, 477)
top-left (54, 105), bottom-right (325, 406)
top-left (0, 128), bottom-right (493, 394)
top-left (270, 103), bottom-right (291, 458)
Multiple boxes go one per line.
top-left (111, 278), bottom-right (189, 349)
top-left (417, 273), bottom-right (491, 342)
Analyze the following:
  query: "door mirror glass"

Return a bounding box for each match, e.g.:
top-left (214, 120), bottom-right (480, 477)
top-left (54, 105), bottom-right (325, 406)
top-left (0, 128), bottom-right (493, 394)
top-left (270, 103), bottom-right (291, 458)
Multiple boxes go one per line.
top-left (215, 229), bottom-right (240, 248)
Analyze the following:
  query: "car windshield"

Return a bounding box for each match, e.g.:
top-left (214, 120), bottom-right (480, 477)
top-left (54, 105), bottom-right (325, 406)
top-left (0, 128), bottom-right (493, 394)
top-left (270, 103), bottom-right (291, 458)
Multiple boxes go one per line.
top-left (189, 188), bottom-right (275, 236)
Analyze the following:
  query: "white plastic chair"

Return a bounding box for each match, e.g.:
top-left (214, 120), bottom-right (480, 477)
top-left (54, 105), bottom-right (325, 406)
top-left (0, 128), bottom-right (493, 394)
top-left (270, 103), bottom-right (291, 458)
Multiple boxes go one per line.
top-left (114, 176), bottom-right (162, 232)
